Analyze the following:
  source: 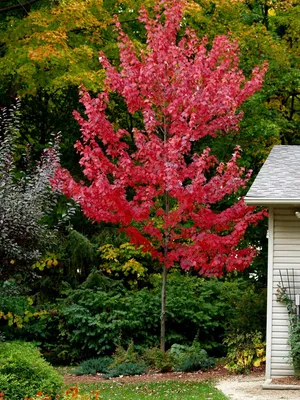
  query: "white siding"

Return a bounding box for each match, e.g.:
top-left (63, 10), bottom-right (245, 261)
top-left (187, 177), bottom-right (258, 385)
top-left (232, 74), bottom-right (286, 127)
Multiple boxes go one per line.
top-left (269, 207), bottom-right (300, 377)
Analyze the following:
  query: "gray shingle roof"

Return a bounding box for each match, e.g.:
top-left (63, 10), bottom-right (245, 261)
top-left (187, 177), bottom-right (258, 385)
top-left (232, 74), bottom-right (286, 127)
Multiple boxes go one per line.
top-left (245, 145), bottom-right (300, 205)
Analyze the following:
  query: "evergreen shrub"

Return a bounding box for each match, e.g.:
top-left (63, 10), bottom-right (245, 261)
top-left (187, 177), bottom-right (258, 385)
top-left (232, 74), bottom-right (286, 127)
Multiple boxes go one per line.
top-left (75, 357), bottom-right (112, 375)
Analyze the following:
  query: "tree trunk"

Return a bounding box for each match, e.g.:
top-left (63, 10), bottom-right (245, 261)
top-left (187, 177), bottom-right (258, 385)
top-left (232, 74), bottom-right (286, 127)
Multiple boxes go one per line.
top-left (161, 74), bottom-right (169, 352)
top-left (160, 262), bottom-right (167, 351)
top-left (161, 190), bottom-right (169, 351)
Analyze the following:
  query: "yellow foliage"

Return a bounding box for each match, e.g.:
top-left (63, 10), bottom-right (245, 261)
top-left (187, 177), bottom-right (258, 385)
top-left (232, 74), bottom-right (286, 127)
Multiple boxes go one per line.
top-left (27, 297), bottom-right (34, 306)
top-left (33, 253), bottom-right (59, 270)
top-left (28, 45), bottom-right (60, 61)
top-left (253, 359), bottom-right (261, 367)
top-left (0, 309), bottom-right (49, 328)
top-left (99, 243), bottom-right (148, 286)
top-left (268, 8), bottom-right (276, 16)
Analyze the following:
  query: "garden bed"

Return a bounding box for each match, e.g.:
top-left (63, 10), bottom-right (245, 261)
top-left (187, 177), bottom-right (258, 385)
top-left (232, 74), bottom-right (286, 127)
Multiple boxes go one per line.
top-left (63, 365), bottom-right (265, 385)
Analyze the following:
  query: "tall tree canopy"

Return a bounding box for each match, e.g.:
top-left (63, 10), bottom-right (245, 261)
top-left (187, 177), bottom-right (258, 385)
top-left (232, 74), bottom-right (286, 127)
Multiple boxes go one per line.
top-left (55, 0), bottom-right (268, 347)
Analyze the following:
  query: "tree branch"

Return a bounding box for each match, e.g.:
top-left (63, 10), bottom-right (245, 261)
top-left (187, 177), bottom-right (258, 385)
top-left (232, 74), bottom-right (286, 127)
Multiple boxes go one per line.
top-left (0, 0), bottom-right (40, 13)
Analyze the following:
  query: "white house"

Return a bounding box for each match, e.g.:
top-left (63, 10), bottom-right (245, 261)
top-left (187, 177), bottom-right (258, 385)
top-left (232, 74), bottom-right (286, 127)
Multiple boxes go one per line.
top-left (245, 145), bottom-right (300, 379)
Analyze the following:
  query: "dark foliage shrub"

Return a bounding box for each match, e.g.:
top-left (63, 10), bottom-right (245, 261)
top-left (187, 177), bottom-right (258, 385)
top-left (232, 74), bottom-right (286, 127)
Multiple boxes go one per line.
top-left (103, 362), bottom-right (147, 379)
top-left (44, 274), bottom-right (266, 361)
top-left (222, 283), bottom-right (267, 336)
top-left (75, 357), bottom-right (113, 375)
top-left (57, 280), bottom-right (161, 357)
top-left (0, 102), bottom-right (60, 279)
top-left (171, 342), bottom-right (215, 372)
top-left (0, 341), bottom-right (63, 400)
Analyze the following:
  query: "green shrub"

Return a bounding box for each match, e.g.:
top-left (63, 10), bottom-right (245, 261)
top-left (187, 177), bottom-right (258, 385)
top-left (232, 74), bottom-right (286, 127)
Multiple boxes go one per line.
top-left (143, 347), bottom-right (175, 372)
top-left (0, 341), bottom-right (63, 399)
top-left (103, 362), bottom-right (147, 379)
top-left (171, 342), bottom-right (215, 372)
top-left (57, 283), bottom-right (160, 357)
top-left (224, 331), bottom-right (266, 374)
top-left (75, 357), bottom-right (113, 375)
top-left (20, 273), bottom-right (265, 362)
top-left (289, 320), bottom-right (300, 377)
top-left (110, 340), bottom-right (139, 368)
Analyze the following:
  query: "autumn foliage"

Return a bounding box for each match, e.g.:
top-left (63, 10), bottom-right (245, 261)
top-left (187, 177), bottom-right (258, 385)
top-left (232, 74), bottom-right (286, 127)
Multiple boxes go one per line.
top-left (55, 0), bottom-right (267, 277)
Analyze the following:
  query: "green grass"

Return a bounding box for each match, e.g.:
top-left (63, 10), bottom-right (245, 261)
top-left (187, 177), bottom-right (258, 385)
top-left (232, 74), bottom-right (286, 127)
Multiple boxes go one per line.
top-left (74, 381), bottom-right (228, 399)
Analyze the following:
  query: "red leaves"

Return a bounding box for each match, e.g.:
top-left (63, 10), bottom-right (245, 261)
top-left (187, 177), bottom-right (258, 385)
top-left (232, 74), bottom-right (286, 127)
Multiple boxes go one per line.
top-left (54, 0), bottom-right (267, 276)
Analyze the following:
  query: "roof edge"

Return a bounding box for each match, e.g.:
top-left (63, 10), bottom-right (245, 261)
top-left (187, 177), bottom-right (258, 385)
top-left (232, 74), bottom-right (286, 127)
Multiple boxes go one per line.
top-left (245, 197), bottom-right (300, 206)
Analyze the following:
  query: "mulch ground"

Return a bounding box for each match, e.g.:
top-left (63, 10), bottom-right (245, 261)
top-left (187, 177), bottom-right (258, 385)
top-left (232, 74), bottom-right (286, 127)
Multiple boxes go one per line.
top-left (63, 365), bottom-right (264, 385)
top-left (271, 376), bottom-right (300, 385)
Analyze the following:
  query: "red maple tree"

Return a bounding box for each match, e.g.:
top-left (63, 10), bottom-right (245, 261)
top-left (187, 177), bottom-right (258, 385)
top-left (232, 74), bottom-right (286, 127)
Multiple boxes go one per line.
top-left (55, 0), bottom-right (267, 350)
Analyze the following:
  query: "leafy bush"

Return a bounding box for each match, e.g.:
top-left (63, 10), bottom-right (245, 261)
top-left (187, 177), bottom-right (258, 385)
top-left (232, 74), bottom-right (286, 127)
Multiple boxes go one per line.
top-left (143, 347), bottom-right (175, 372)
top-left (50, 273), bottom-right (266, 361)
top-left (75, 357), bottom-right (112, 375)
top-left (171, 342), bottom-right (215, 372)
top-left (0, 341), bottom-right (63, 399)
top-left (57, 282), bottom-right (161, 357)
top-left (0, 102), bottom-right (60, 278)
top-left (224, 331), bottom-right (266, 374)
top-left (2, 273), bottom-right (264, 363)
top-left (103, 362), bottom-right (147, 379)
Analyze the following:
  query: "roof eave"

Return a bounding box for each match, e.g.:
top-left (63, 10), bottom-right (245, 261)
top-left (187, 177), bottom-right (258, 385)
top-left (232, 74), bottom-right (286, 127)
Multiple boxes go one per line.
top-left (245, 197), bottom-right (300, 206)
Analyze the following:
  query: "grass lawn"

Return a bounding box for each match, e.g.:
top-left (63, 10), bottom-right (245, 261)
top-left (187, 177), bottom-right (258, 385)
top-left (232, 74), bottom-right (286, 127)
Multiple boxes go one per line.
top-left (72, 380), bottom-right (229, 399)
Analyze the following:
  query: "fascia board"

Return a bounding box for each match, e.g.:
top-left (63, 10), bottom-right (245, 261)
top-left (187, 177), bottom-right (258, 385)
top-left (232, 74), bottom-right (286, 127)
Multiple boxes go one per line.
top-left (245, 198), bottom-right (300, 206)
